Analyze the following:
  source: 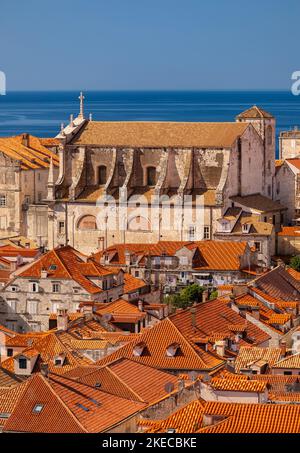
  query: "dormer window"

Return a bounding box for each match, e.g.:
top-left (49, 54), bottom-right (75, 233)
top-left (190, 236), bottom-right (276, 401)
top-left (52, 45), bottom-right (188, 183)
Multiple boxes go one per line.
top-left (133, 342), bottom-right (146, 357)
top-left (54, 354), bottom-right (66, 367)
top-left (19, 357), bottom-right (27, 369)
top-left (242, 223), bottom-right (251, 234)
top-left (166, 342), bottom-right (180, 357)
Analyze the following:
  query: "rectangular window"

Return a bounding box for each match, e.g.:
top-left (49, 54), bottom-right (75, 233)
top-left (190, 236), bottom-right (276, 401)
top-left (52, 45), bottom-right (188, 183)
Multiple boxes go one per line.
top-left (58, 221), bottom-right (65, 234)
top-left (24, 195), bottom-right (30, 204)
top-left (27, 300), bottom-right (38, 315)
top-left (7, 300), bottom-right (17, 311)
top-left (19, 358), bottom-right (27, 369)
top-left (7, 348), bottom-right (13, 357)
top-left (188, 226), bottom-right (195, 241)
top-left (272, 215), bottom-right (276, 225)
top-left (254, 241), bottom-right (262, 252)
top-left (0, 216), bottom-right (7, 229)
top-left (204, 226), bottom-right (210, 240)
top-left (134, 271), bottom-right (139, 277)
top-left (52, 283), bottom-right (60, 293)
top-left (30, 282), bottom-right (39, 293)
top-left (38, 192), bottom-right (42, 202)
top-left (0, 195), bottom-right (6, 207)
top-left (51, 302), bottom-right (61, 313)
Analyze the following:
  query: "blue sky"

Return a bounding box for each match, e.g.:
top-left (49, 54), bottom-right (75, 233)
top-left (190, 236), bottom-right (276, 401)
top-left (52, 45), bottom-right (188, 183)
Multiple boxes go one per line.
top-left (0, 0), bottom-right (299, 90)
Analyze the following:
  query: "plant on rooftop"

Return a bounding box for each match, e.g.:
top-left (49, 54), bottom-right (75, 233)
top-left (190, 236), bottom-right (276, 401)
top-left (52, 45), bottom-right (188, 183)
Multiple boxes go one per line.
top-left (209, 290), bottom-right (218, 300)
top-left (164, 284), bottom-right (204, 309)
top-left (290, 255), bottom-right (300, 272)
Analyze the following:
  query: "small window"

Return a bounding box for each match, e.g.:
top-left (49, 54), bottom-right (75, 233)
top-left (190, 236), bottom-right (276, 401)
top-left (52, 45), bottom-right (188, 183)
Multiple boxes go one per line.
top-left (19, 358), bottom-right (27, 369)
top-left (0, 195), bottom-right (6, 207)
top-left (30, 282), bottom-right (39, 293)
top-left (11, 286), bottom-right (18, 292)
top-left (268, 185), bottom-right (271, 197)
top-left (49, 264), bottom-right (57, 271)
top-left (264, 216), bottom-right (267, 223)
top-left (98, 166), bottom-right (107, 185)
top-left (37, 173), bottom-right (41, 181)
top-left (7, 348), bottom-right (13, 357)
top-left (272, 215), bottom-right (276, 225)
top-left (33, 404), bottom-right (44, 414)
top-left (284, 371), bottom-right (292, 376)
top-left (37, 192), bottom-right (42, 202)
top-left (146, 167), bottom-right (156, 186)
top-left (266, 125), bottom-right (273, 145)
top-left (58, 221), bottom-right (65, 234)
top-left (52, 283), bottom-right (60, 293)
top-left (189, 226), bottom-right (195, 241)
top-left (135, 271), bottom-right (139, 277)
top-left (204, 226), bottom-right (210, 240)
top-left (254, 241), bottom-right (262, 252)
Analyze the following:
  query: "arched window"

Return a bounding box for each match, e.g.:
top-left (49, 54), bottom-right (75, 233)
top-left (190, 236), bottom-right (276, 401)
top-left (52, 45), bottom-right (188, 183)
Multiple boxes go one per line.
top-left (128, 216), bottom-right (151, 232)
top-left (146, 166), bottom-right (156, 186)
top-left (98, 166), bottom-right (107, 185)
top-left (77, 215), bottom-right (97, 230)
top-left (266, 125), bottom-right (273, 145)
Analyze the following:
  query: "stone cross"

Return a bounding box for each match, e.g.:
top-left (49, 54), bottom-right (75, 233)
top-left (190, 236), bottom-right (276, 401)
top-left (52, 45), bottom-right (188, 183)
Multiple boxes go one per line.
top-left (78, 91), bottom-right (85, 118)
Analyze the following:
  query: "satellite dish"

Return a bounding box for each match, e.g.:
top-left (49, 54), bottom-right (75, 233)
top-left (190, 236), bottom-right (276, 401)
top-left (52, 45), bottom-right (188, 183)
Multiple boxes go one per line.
top-left (102, 313), bottom-right (112, 322)
top-left (164, 382), bottom-right (175, 393)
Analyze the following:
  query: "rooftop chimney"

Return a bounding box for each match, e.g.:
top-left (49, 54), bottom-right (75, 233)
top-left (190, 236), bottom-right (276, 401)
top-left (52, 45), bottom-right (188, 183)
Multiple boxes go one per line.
top-left (57, 307), bottom-right (68, 331)
top-left (280, 340), bottom-right (287, 357)
top-left (22, 133), bottom-right (29, 147)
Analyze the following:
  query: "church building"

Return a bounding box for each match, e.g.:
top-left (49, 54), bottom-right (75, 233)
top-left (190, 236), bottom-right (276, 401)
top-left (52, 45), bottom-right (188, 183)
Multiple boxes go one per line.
top-left (46, 94), bottom-right (276, 254)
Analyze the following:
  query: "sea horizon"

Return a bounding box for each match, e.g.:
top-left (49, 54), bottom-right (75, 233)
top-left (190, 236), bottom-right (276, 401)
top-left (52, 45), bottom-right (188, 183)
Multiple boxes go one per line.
top-left (1, 90), bottom-right (300, 157)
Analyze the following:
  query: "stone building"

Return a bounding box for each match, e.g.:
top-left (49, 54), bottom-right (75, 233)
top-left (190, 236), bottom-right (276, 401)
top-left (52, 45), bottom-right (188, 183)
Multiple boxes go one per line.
top-left (46, 95), bottom-right (276, 255)
top-left (279, 127), bottom-right (300, 160)
top-left (0, 245), bottom-right (147, 332)
top-left (275, 159), bottom-right (300, 225)
top-left (0, 134), bottom-right (59, 246)
top-left (92, 240), bottom-right (257, 290)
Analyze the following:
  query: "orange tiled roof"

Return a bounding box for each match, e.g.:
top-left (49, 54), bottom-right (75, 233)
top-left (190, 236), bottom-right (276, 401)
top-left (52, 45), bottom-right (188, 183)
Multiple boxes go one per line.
top-left (199, 401), bottom-right (300, 433)
top-left (278, 226), bottom-right (300, 237)
top-left (3, 373), bottom-right (145, 433)
top-left (72, 121), bottom-right (249, 148)
top-left (92, 240), bottom-right (248, 271)
top-left (139, 400), bottom-right (205, 433)
top-left (0, 135), bottom-right (59, 170)
top-left (236, 105), bottom-right (273, 119)
top-left (272, 353), bottom-right (300, 370)
top-left (210, 377), bottom-right (267, 393)
top-left (65, 358), bottom-right (180, 404)
top-left (170, 298), bottom-right (270, 348)
top-left (250, 266), bottom-right (300, 301)
top-left (96, 318), bottom-right (224, 372)
top-left (235, 346), bottom-right (282, 373)
top-left (287, 268), bottom-right (300, 281)
top-left (16, 246), bottom-right (114, 295)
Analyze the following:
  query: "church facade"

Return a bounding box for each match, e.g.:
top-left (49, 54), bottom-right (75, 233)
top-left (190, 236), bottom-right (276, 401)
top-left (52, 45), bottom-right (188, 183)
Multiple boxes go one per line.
top-left (47, 96), bottom-right (276, 255)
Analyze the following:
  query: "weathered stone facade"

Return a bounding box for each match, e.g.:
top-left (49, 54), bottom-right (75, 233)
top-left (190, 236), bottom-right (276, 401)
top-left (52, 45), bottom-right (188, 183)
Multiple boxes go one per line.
top-left (47, 104), bottom-right (276, 255)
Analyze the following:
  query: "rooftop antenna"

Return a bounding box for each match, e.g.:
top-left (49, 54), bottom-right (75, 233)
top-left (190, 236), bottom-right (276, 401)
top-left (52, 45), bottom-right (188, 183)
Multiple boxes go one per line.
top-left (89, 113), bottom-right (93, 121)
top-left (78, 91), bottom-right (85, 119)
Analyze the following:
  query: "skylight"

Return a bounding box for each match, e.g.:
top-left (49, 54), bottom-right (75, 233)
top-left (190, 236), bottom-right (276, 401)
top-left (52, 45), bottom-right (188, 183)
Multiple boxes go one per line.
top-left (33, 404), bottom-right (44, 414)
top-left (75, 403), bottom-right (90, 412)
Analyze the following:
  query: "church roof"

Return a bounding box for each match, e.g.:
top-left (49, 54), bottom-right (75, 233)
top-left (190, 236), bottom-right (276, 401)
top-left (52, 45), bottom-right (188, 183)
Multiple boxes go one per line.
top-left (236, 105), bottom-right (274, 119)
top-left (71, 121), bottom-right (249, 148)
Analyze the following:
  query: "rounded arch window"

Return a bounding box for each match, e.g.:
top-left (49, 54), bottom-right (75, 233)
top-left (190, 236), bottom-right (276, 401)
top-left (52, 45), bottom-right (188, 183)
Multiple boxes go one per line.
top-left (98, 165), bottom-right (107, 185)
top-left (128, 216), bottom-right (151, 231)
top-left (77, 215), bottom-right (97, 230)
top-left (146, 166), bottom-right (157, 186)
top-left (266, 125), bottom-right (273, 145)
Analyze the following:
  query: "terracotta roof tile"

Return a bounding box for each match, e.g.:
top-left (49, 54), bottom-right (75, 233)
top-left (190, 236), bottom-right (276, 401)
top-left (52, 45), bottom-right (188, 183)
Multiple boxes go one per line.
top-left (235, 346), bottom-right (282, 373)
top-left (200, 401), bottom-right (300, 433)
top-left (72, 121), bottom-right (249, 148)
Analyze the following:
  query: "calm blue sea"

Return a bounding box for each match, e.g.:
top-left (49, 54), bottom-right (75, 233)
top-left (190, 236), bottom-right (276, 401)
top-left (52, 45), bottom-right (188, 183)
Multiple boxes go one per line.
top-left (1, 90), bottom-right (300, 157)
